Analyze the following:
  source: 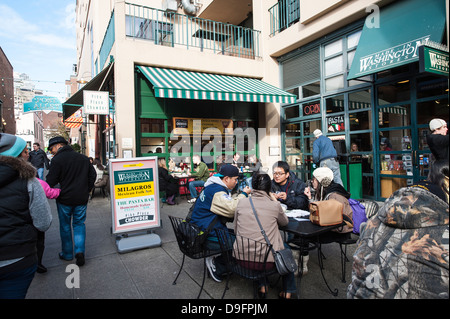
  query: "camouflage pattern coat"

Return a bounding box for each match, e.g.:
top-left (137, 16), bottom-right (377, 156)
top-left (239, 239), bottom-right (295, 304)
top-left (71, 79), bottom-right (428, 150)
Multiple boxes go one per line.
top-left (347, 187), bottom-right (449, 299)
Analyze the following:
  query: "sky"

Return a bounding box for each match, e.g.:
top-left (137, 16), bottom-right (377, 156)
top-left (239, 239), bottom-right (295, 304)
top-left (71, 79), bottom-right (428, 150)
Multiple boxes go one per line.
top-left (0, 0), bottom-right (76, 102)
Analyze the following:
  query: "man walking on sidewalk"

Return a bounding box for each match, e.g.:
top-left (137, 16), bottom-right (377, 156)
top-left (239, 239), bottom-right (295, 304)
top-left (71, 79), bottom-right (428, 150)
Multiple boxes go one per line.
top-left (29, 142), bottom-right (50, 180)
top-left (46, 136), bottom-right (96, 266)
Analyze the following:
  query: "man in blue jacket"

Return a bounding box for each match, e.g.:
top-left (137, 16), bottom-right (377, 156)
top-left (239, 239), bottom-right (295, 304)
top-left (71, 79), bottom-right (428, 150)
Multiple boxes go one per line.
top-left (190, 164), bottom-right (251, 282)
top-left (312, 129), bottom-right (343, 186)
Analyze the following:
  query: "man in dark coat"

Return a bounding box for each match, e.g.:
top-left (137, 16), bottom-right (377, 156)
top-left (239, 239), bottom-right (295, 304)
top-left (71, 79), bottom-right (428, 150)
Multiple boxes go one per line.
top-left (271, 161), bottom-right (309, 210)
top-left (426, 118), bottom-right (448, 161)
top-left (46, 136), bottom-right (96, 266)
top-left (28, 142), bottom-right (50, 180)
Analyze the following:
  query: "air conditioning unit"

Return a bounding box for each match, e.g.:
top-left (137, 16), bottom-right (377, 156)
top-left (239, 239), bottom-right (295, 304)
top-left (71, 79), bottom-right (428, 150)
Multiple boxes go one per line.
top-left (162, 0), bottom-right (178, 12)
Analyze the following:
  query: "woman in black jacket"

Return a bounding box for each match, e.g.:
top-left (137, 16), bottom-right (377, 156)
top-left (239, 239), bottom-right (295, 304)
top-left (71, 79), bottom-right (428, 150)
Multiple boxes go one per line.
top-left (158, 158), bottom-right (178, 205)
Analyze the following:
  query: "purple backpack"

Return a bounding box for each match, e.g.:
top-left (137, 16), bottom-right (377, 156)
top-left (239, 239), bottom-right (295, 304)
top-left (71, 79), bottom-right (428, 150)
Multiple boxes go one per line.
top-left (348, 198), bottom-right (367, 234)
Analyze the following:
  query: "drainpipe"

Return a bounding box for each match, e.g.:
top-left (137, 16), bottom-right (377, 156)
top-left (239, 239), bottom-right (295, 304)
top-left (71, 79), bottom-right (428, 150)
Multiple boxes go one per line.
top-left (181, 0), bottom-right (197, 15)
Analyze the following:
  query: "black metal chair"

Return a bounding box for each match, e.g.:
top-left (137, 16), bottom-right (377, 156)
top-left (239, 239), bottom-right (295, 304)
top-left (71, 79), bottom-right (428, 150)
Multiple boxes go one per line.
top-left (168, 215), bottom-right (221, 299)
top-left (216, 228), bottom-right (278, 299)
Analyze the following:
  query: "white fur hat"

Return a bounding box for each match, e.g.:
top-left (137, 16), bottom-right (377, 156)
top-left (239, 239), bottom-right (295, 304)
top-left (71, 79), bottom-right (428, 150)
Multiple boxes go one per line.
top-left (429, 119), bottom-right (446, 131)
top-left (313, 129), bottom-right (323, 138)
top-left (313, 167), bottom-right (333, 187)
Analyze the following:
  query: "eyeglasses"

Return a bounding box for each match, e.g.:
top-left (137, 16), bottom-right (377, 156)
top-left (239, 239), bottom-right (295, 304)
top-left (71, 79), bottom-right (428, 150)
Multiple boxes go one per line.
top-left (273, 172), bottom-right (286, 176)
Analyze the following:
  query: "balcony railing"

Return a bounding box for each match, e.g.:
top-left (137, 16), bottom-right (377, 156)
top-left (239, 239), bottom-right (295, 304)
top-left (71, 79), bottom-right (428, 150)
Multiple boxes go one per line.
top-left (269, 0), bottom-right (300, 36)
top-left (125, 3), bottom-right (260, 59)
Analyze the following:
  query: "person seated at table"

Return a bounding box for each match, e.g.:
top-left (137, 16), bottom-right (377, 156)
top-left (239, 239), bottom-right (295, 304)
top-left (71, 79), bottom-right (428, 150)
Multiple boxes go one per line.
top-left (271, 161), bottom-right (309, 211)
top-left (187, 155), bottom-right (210, 203)
top-left (157, 158), bottom-right (178, 205)
top-left (348, 160), bottom-right (448, 299)
top-left (189, 165), bottom-right (251, 282)
top-left (235, 173), bottom-right (297, 299)
top-left (303, 167), bottom-right (354, 274)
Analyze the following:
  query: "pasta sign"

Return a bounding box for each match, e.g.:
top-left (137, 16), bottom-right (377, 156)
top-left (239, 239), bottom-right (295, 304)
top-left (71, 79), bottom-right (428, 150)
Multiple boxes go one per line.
top-left (110, 157), bottom-right (161, 234)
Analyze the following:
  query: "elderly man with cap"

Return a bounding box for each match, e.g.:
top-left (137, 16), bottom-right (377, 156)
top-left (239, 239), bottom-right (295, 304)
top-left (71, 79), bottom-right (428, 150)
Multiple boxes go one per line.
top-left (46, 136), bottom-right (96, 267)
top-left (312, 129), bottom-right (343, 186)
top-left (0, 133), bottom-right (52, 298)
top-left (426, 118), bottom-right (448, 161)
top-left (189, 164), bottom-right (251, 282)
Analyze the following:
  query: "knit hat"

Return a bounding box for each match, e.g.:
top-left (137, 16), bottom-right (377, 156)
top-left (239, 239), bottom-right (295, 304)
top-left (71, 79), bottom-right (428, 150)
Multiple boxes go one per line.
top-left (313, 167), bottom-right (334, 187)
top-left (0, 133), bottom-right (27, 157)
top-left (48, 136), bottom-right (68, 150)
top-left (429, 119), bottom-right (447, 131)
top-left (313, 129), bottom-right (323, 138)
top-left (216, 164), bottom-right (239, 178)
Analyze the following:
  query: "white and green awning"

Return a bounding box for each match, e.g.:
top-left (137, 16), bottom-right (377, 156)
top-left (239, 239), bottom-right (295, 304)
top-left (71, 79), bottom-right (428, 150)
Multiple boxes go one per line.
top-left (137, 66), bottom-right (296, 104)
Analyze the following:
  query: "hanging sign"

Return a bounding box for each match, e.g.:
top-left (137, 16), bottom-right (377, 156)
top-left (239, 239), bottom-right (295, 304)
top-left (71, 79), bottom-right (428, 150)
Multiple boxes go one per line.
top-left (109, 157), bottom-right (161, 234)
top-left (24, 96), bottom-right (62, 113)
top-left (83, 90), bottom-right (109, 115)
top-left (419, 45), bottom-right (449, 76)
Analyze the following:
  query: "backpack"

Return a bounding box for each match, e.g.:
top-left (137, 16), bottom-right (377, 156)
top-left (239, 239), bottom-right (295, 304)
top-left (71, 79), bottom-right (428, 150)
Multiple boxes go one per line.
top-left (348, 198), bottom-right (367, 235)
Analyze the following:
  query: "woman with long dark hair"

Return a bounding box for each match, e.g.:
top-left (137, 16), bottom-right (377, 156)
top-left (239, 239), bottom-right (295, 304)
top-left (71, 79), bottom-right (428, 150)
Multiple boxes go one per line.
top-left (234, 173), bottom-right (296, 299)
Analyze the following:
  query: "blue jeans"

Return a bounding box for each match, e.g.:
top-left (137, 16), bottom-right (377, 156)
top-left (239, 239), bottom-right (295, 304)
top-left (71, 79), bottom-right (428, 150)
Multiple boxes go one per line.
top-left (188, 180), bottom-right (205, 199)
top-left (37, 167), bottom-right (44, 180)
top-left (320, 158), bottom-right (344, 187)
top-left (56, 203), bottom-right (87, 259)
top-left (0, 264), bottom-right (37, 299)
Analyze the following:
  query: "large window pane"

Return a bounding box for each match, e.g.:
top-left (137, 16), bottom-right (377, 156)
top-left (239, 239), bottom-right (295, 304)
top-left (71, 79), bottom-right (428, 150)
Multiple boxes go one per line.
top-left (284, 105), bottom-right (299, 120)
top-left (350, 132), bottom-right (372, 152)
top-left (347, 30), bottom-right (361, 49)
top-left (377, 81), bottom-right (410, 105)
top-left (325, 95), bottom-right (345, 113)
top-left (141, 137), bottom-right (165, 154)
top-left (349, 111), bottom-right (370, 131)
top-left (379, 129), bottom-right (411, 152)
top-left (325, 75), bottom-right (344, 92)
top-left (417, 76), bottom-right (448, 99)
top-left (285, 123), bottom-right (300, 138)
top-left (416, 98), bottom-right (449, 126)
top-left (324, 39), bottom-right (343, 57)
top-left (303, 119), bottom-right (321, 136)
top-left (324, 55), bottom-right (344, 76)
top-left (301, 81), bottom-right (320, 98)
top-left (378, 105), bottom-right (410, 128)
top-left (349, 89), bottom-right (371, 110)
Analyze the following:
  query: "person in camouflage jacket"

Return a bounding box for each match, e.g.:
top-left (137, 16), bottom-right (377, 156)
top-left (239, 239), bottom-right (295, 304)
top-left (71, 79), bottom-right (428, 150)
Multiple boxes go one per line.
top-left (347, 186), bottom-right (449, 299)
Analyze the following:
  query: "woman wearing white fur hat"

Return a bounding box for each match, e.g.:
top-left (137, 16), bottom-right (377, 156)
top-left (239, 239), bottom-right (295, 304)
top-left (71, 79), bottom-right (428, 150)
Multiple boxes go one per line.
top-left (426, 118), bottom-right (448, 161)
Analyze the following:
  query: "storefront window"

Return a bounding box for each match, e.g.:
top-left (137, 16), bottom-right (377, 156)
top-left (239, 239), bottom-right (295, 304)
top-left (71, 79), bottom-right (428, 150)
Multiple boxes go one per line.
top-left (301, 100), bottom-right (321, 117)
top-left (285, 123), bottom-right (300, 138)
top-left (378, 105), bottom-right (410, 128)
top-left (325, 75), bottom-right (344, 92)
top-left (379, 128), bottom-right (411, 152)
top-left (301, 81), bottom-right (320, 98)
top-left (349, 111), bottom-right (370, 131)
top-left (349, 89), bottom-right (371, 110)
top-left (417, 76), bottom-right (448, 99)
top-left (324, 55), bottom-right (344, 76)
top-left (303, 119), bottom-right (321, 136)
top-left (350, 132), bottom-right (372, 152)
top-left (325, 95), bottom-right (345, 113)
top-left (416, 98), bottom-right (449, 126)
top-left (377, 81), bottom-right (410, 105)
top-left (284, 105), bottom-right (299, 120)
top-left (324, 39), bottom-right (343, 57)
top-left (140, 137), bottom-right (165, 154)
top-left (140, 118), bottom-right (165, 133)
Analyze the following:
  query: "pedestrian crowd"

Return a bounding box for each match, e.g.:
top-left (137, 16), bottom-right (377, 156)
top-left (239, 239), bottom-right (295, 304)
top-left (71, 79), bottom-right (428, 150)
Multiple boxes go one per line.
top-left (0, 117), bottom-right (448, 299)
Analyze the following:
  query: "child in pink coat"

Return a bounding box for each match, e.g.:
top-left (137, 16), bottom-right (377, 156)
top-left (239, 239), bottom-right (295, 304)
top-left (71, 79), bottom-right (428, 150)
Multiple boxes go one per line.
top-left (37, 178), bottom-right (61, 199)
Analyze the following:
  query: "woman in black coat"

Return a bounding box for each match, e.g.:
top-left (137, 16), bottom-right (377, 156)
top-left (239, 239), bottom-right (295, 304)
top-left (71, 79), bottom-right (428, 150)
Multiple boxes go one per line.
top-left (158, 158), bottom-right (178, 205)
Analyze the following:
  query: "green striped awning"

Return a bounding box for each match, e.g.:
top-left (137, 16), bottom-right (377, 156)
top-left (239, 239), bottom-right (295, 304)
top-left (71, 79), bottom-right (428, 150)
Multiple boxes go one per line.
top-left (137, 66), bottom-right (296, 104)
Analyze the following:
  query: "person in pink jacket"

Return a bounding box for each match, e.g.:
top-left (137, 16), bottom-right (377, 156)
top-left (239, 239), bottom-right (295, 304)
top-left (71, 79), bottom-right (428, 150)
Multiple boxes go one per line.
top-left (37, 178), bottom-right (61, 199)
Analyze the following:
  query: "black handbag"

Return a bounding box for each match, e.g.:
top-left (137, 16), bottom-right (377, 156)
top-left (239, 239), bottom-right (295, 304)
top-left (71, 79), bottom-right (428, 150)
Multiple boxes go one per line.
top-left (249, 197), bottom-right (297, 276)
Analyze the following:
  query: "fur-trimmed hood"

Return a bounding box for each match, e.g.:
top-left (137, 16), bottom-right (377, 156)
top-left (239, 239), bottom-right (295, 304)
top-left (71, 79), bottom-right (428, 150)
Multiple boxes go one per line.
top-left (0, 155), bottom-right (37, 188)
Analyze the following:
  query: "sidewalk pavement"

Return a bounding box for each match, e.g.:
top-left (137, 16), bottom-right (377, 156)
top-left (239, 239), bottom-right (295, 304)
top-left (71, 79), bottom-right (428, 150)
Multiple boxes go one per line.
top-left (26, 195), bottom-right (357, 300)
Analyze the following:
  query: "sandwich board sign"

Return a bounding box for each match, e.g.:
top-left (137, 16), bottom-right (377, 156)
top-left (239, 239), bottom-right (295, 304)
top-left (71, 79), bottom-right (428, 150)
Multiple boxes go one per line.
top-left (109, 157), bottom-right (161, 252)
